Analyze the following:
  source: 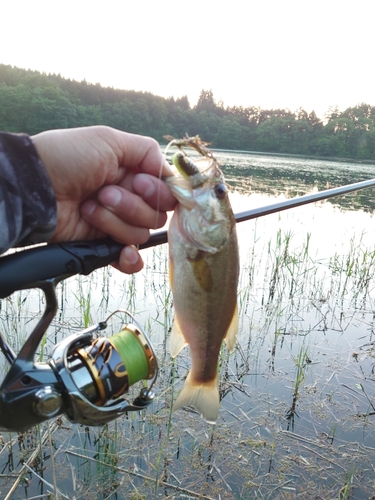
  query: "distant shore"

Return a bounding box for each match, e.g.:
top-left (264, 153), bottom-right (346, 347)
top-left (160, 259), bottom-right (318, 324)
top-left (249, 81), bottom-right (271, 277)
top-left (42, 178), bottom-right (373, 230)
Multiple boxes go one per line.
top-left (209, 148), bottom-right (375, 166)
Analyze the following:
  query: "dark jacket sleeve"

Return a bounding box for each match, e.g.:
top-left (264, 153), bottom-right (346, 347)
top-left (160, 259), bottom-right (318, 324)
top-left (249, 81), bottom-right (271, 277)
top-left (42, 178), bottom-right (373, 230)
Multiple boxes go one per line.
top-left (0, 132), bottom-right (57, 254)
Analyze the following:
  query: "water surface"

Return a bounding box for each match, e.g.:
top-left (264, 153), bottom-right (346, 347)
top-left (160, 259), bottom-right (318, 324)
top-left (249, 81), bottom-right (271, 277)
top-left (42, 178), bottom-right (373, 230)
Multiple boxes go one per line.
top-left (1, 152), bottom-right (375, 499)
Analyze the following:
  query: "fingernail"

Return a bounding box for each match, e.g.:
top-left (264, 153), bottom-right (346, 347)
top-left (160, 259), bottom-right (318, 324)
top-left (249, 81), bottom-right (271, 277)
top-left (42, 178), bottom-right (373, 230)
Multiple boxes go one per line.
top-left (99, 186), bottom-right (122, 208)
top-left (123, 245), bottom-right (139, 265)
top-left (81, 199), bottom-right (98, 216)
top-left (143, 177), bottom-right (156, 198)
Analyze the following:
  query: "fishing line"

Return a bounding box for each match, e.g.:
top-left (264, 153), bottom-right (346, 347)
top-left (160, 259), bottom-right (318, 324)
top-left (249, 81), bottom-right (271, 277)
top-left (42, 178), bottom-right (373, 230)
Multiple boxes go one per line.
top-left (109, 327), bottom-right (149, 385)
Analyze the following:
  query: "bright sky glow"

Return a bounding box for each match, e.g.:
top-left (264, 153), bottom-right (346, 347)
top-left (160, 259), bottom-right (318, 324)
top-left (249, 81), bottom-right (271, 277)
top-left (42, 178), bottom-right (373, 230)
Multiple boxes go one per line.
top-left (1, 0), bottom-right (374, 119)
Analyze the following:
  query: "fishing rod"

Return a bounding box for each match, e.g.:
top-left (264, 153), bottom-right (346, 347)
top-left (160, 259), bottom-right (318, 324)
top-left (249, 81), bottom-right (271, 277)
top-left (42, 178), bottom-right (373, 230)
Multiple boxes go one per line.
top-left (140, 176), bottom-right (375, 248)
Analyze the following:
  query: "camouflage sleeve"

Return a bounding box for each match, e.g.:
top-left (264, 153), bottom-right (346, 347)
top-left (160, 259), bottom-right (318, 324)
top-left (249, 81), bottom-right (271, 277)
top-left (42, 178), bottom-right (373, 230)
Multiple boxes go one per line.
top-left (0, 132), bottom-right (57, 254)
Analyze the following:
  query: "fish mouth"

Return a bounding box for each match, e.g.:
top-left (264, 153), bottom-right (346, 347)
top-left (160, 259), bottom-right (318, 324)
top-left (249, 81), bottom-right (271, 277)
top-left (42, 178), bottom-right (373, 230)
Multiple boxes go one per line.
top-left (164, 157), bottom-right (223, 204)
top-left (163, 134), bottom-right (222, 196)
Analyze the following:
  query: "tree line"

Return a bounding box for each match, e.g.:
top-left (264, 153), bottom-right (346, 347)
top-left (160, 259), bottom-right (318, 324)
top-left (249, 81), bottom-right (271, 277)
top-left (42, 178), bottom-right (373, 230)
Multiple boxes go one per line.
top-left (1, 64), bottom-right (374, 160)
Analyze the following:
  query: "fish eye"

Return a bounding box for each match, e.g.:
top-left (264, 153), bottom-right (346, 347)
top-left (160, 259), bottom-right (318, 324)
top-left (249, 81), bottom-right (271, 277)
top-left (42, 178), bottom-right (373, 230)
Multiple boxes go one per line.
top-left (214, 182), bottom-right (227, 199)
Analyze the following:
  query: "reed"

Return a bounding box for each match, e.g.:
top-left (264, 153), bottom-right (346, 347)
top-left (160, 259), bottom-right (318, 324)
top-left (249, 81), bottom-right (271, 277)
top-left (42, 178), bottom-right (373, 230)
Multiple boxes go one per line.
top-left (339, 468), bottom-right (355, 499)
top-left (285, 343), bottom-right (310, 430)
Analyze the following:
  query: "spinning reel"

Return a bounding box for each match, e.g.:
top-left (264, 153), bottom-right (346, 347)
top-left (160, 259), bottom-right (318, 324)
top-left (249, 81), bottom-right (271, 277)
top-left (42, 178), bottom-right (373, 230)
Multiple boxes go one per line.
top-left (0, 239), bottom-right (158, 432)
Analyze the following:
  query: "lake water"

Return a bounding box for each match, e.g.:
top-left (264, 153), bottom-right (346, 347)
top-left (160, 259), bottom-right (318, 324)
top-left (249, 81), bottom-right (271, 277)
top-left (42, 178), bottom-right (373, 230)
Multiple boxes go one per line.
top-left (1, 151), bottom-right (375, 499)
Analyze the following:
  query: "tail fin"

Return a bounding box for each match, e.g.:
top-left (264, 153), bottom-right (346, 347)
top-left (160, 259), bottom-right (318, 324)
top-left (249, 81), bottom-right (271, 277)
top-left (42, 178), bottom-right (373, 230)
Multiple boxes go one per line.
top-left (173, 372), bottom-right (220, 424)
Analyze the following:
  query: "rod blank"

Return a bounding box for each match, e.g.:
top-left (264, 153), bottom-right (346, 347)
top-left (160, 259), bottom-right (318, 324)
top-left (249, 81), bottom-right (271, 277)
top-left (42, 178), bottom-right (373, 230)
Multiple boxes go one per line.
top-left (139, 177), bottom-right (375, 250)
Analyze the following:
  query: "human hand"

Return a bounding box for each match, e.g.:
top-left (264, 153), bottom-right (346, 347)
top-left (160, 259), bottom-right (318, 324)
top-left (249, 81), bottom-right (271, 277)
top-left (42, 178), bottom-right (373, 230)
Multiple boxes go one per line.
top-left (32, 126), bottom-right (176, 274)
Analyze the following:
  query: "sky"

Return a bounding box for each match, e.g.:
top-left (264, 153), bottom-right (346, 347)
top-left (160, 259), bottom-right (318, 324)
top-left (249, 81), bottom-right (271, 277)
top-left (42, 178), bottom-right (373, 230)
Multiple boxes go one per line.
top-left (1, 0), bottom-right (374, 119)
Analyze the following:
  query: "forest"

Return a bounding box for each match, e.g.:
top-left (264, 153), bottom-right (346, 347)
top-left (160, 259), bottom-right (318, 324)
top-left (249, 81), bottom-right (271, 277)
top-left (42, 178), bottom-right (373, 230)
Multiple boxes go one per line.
top-left (1, 64), bottom-right (375, 160)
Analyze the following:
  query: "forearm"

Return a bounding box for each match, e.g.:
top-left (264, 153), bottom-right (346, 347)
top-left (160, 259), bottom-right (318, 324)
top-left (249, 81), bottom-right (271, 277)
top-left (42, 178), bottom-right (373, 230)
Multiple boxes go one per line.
top-left (0, 132), bottom-right (57, 254)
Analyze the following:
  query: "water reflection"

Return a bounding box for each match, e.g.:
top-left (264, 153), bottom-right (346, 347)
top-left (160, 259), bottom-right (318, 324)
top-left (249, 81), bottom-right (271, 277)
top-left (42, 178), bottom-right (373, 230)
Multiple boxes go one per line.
top-left (215, 151), bottom-right (375, 213)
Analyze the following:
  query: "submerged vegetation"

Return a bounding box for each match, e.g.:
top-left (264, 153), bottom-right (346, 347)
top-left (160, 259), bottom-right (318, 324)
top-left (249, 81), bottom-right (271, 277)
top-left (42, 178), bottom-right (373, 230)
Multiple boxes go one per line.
top-left (1, 64), bottom-right (375, 160)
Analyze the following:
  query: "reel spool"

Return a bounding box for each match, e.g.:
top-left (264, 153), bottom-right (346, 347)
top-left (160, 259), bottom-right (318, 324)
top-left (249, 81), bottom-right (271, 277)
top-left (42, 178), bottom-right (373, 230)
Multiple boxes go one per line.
top-left (50, 311), bottom-right (159, 427)
top-left (67, 323), bottom-right (157, 406)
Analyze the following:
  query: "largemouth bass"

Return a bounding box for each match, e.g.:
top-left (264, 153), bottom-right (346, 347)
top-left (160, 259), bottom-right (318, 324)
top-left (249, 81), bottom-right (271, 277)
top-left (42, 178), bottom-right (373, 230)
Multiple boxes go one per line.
top-left (164, 136), bottom-right (239, 423)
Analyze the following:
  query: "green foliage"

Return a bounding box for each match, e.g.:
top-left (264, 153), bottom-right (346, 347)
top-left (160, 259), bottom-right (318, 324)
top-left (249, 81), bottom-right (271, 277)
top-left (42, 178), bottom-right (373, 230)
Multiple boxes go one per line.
top-left (1, 64), bottom-right (375, 160)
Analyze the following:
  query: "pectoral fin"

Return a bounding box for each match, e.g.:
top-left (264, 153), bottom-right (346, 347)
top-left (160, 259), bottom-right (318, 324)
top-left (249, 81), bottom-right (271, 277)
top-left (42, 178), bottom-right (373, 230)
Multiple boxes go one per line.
top-left (170, 318), bottom-right (187, 357)
top-left (189, 253), bottom-right (213, 292)
top-left (224, 303), bottom-right (239, 353)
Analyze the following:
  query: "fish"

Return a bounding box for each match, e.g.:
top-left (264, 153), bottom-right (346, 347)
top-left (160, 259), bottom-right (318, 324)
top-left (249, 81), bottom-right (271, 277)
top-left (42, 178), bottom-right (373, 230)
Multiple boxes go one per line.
top-left (164, 136), bottom-right (239, 423)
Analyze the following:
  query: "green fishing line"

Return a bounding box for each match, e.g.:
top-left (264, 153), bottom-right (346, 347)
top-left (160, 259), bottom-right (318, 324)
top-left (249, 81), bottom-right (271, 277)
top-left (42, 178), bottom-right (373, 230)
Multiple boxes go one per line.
top-left (110, 329), bottom-right (149, 386)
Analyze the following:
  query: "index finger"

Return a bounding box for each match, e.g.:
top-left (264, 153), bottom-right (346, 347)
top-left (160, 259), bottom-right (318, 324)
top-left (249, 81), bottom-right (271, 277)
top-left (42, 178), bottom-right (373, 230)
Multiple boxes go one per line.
top-left (111, 130), bottom-right (174, 178)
